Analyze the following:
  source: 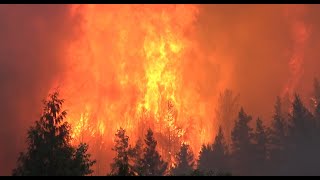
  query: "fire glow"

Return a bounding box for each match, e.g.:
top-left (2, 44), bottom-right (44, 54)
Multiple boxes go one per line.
top-left (46, 4), bottom-right (311, 174)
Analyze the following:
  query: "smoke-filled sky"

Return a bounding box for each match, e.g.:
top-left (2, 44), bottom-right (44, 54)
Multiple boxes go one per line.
top-left (1, 4), bottom-right (320, 175)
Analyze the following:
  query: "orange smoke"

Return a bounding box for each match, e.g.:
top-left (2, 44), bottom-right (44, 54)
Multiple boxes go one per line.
top-left (282, 5), bottom-right (311, 99)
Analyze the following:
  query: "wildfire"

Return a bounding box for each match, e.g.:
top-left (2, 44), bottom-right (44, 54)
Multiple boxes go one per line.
top-left (46, 4), bottom-right (314, 174)
top-left (51, 4), bottom-right (219, 173)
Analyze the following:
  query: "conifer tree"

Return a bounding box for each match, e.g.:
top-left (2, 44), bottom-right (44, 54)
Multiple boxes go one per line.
top-left (171, 143), bottom-right (195, 176)
top-left (140, 129), bottom-right (167, 176)
top-left (231, 107), bottom-right (254, 175)
top-left (12, 91), bottom-right (95, 176)
top-left (110, 128), bottom-right (134, 176)
top-left (211, 126), bottom-right (229, 173)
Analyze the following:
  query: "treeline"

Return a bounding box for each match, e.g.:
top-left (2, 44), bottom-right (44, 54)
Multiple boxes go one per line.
top-left (12, 78), bottom-right (320, 176)
top-left (198, 78), bottom-right (320, 176)
top-left (108, 127), bottom-right (231, 176)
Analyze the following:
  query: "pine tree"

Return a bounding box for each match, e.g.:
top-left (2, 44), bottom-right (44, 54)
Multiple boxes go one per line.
top-left (286, 94), bottom-right (315, 175)
top-left (252, 118), bottom-right (269, 175)
top-left (140, 129), bottom-right (168, 176)
top-left (12, 91), bottom-right (95, 176)
top-left (198, 127), bottom-right (230, 174)
top-left (197, 144), bottom-right (212, 172)
top-left (288, 94), bottom-right (314, 143)
top-left (271, 97), bottom-right (286, 150)
top-left (110, 128), bottom-right (134, 176)
top-left (231, 107), bottom-right (254, 175)
top-left (72, 143), bottom-right (96, 176)
top-left (131, 138), bottom-right (144, 176)
top-left (211, 126), bottom-right (229, 173)
top-left (171, 143), bottom-right (195, 176)
top-left (254, 118), bottom-right (269, 160)
top-left (269, 97), bottom-right (287, 175)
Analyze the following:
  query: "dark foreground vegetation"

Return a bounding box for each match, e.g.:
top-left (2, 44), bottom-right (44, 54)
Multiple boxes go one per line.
top-left (12, 78), bottom-right (320, 176)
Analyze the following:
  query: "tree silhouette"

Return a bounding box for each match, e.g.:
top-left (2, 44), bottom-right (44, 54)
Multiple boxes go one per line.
top-left (198, 127), bottom-right (230, 174)
top-left (14, 77), bottom-right (320, 176)
top-left (286, 94), bottom-right (316, 175)
top-left (171, 143), bottom-right (195, 176)
top-left (131, 138), bottom-right (144, 176)
top-left (12, 91), bottom-right (95, 176)
top-left (211, 126), bottom-right (230, 173)
top-left (197, 144), bottom-right (212, 172)
top-left (269, 96), bottom-right (287, 175)
top-left (270, 97), bottom-right (286, 149)
top-left (110, 128), bottom-right (134, 176)
top-left (252, 118), bottom-right (270, 175)
top-left (231, 107), bottom-right (254, 175)
top-left (139, 128), bottom-right (167, 176)
top-left (73, 143), bottom-right (96, 175)
top-left (288, 94), bottom-right (314, 144)
top-left (215, 89), bottom-right (240, 142)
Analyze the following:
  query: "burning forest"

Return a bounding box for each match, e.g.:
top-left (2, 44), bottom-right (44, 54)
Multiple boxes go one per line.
top-left (1, 4), bottom-right (320, 176)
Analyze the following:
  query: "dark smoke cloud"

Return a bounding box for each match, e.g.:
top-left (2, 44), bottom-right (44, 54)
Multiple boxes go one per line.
top-left (0, 5), bottom-right (78, 175)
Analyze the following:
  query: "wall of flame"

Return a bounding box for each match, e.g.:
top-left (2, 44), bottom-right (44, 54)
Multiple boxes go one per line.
top-left (55, 5), bottom-right (219, 171)
top-left (48, 5), bottom-right (312, 174)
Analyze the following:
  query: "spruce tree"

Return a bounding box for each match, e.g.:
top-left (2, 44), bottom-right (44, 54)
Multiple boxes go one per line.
top-left (140, 129), bottom-right (167, 176)
top-left (252, 118), bottom-right (269, 175)
top-left (231, 107), bottom-right (254, 175)
top-left (110, 128), bottom-right (134, 176)
top-left (12, 91), bottom-right (95, 176)
top-left (131, 138), bottom-right (144, 176)
top-left (211, 126), bottom-right (229, 173)
top-left (288, 94), bottom-right (314, 144)
top-left (197, 144), bottom-right (212, 172)
top-left (171, 143), bottom-right (195, 176)
top-left (269, 97), bottom-right (287, 175)
top-left (286, 94), bottom-right (315, 175)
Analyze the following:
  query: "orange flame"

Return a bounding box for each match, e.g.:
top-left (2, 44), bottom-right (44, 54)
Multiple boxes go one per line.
top-left (50, 4), bottom-right (225, 173)
top-left (44, 5), bottom-right (312, 174)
